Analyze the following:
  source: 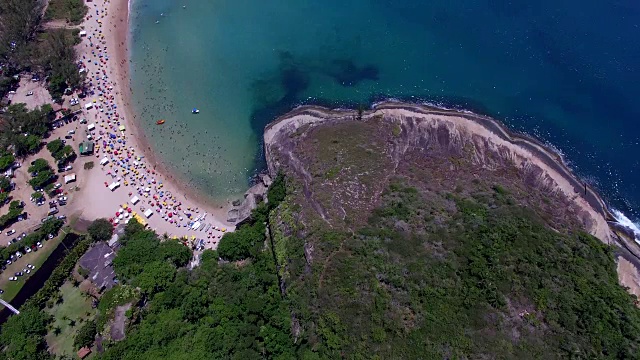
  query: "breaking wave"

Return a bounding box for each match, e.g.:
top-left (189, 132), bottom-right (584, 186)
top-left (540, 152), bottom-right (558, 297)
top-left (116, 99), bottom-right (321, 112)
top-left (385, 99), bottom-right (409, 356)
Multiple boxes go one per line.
top-left (612, 209), bottom-right (640, 243)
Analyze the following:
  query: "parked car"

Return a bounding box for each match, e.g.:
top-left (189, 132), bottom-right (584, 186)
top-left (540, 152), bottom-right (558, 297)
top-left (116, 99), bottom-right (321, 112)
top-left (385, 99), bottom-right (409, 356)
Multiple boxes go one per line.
top-left (6, 229), bottom-right (15, 236)
top-left (57, 215), bottom-right (67, 220)
top-left (26, 91), bottom-right (33, 96)
top-left (37, 242), bottom-right (42, 248)
top-left (25, 247), bottom-right (31, 253)
top-left (58, 196), bottom-right (68, 202)
top-left (64, 135), bottom-right (72, 139)
top-left (15, 272), bottom-right (22, 277)
top-left (9, 277), bottom-right (17, 281)
top-left (6, 260), bottom-right (12, 265)
top-left (27, 264), bottom-right (35, 270)
top-left (53, 183), bottom-right (62, 189)
top-left (24, 269), bottom-right (30, 274)
top-left (0, 289), bottom-right (4, 294)
top-left (48, 233), bottom-right (54, 239)
top-left (15, 252), bottom-right (21, 258)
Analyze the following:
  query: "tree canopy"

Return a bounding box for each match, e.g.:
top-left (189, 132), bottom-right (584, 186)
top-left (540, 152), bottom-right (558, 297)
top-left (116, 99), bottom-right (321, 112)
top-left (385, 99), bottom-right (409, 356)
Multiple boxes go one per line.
top-left (87, 218), bottom-right (114, 242)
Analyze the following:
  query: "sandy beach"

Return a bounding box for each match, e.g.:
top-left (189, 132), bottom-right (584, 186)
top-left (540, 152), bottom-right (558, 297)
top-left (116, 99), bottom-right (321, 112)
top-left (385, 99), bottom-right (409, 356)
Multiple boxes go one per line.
top-left (67, 0), bottom-right (234, 244)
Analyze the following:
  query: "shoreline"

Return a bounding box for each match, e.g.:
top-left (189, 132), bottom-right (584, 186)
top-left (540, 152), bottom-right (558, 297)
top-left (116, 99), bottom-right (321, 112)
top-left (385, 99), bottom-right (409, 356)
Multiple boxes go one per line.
top-left (108, 0), bottom-right (229, 218)
top-left (68, 0), bottom-right (234, 242)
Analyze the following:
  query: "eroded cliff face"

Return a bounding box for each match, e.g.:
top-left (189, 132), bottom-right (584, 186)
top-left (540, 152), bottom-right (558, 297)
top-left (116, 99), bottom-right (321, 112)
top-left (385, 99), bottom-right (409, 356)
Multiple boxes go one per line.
top-left (264, 102), bottom-right (612, 243)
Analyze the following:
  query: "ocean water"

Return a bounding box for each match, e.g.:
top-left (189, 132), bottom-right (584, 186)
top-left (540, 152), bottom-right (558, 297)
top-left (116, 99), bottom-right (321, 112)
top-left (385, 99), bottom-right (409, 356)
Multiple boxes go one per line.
top-left (129, 0), bottom-right (640, 227)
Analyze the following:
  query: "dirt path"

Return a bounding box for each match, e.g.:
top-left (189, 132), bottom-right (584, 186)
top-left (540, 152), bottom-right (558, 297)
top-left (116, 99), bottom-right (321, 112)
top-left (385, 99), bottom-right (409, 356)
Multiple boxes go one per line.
top-left (110, 302), bottom-right (131, 341)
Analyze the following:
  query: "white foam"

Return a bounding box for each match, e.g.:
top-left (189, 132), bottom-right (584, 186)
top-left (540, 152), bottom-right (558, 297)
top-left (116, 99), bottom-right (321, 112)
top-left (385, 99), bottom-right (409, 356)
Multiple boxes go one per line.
top-left (612, 209), bottom-right (640, 243)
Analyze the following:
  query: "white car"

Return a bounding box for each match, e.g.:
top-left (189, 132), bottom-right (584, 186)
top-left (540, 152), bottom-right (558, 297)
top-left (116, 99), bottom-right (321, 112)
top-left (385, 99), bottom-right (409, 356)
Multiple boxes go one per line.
top-left (37, 242), bottom-right (42, 248)
top-left (9, 277), bottom-right (17, 281)
top-left (53, 183), bottom-right (62, 189)
top-left (58, 196), bottom-right (68, 202)
top-left (6, 229), bottom-right (15, 236)
top-left (26, 91), bottom-right (33, 96)
top-left (24, 269), bottom-right (30, 274)
top-left (27, 264), bottom-right (35, 269)
top-left (25, 247), bottom-right (31, 253)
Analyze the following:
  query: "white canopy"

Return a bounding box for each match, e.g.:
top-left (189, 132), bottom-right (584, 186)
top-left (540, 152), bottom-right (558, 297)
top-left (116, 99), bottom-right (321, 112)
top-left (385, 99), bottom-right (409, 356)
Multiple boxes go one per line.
top-left (100, 157), bottom-right (109, 166)
top-left (144, 209), bottom-right (153, 218)
top-left (79, 30), bottom-right (87, 37)
top-left (64, 173), bottom-right (76, 184)
top-left (87, 123), bottom-right (96, 131)
top-left (84, 103), bottom-right (93, 110)
top-left (108, 182), bottom-right (120, 191)
top-left (130, 196), bottom-right (140, 205)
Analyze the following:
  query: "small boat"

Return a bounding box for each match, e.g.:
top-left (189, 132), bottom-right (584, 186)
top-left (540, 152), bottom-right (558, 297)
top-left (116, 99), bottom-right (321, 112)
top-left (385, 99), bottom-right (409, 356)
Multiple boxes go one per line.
top-left (192, 108), bottom-right (200, 114)
top-left (156, 119), bottom-right (165, 125)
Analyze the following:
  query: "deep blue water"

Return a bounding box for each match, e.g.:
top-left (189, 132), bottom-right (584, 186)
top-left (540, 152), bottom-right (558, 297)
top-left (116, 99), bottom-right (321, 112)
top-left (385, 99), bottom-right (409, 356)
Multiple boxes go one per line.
top-left (129, 0), bottom-right (640, 227)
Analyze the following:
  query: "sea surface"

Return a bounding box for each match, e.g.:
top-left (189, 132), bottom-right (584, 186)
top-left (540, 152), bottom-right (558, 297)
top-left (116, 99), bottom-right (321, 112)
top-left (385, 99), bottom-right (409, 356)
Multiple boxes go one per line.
top-left (128, 0), bottom-right (640, 233)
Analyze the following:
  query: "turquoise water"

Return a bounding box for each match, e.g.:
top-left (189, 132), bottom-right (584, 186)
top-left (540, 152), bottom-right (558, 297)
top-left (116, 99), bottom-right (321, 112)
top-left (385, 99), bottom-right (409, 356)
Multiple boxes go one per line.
top-left (129, 0), bottom-right (640, 226)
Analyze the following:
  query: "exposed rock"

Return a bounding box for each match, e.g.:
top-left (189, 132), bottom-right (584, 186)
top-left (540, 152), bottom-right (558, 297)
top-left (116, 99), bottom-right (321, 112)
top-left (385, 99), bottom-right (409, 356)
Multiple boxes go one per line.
top-left (227, 175), bottom-right (270, 225)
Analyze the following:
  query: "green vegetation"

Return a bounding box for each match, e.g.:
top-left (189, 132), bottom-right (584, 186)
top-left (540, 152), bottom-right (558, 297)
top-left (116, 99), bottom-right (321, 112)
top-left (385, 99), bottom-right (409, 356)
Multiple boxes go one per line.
top-left (0, 153), bottom-right (15, 171)
top-left (46, 139), bottom-right (75, 163)
top-left (45, 281), bottom-right (97, 356)
top-left (0, 0), bottom-right (83, 100)
top-left (217, 174), bottom-right (286, 261)
top-left (0, 233), bottom-right (88, 359)
top-left (95, 178), bottom-right (294, 358)
top-left (0, 231), bottom-right (67, 303)
top-left (39, 29), bottom-right (84, 101)
top-left (0, 307), bottom-right (50, 360)
top-left (0, 104), bottom-right (53, 156)
top-left (27, 158), bottom-right (55, 189)
top-left (73, 319), bottom-right (96, 350)
top-left (45, 0), bottom-right (87, 25)
top-left (83, 161), bottom-right (94, 170)
top-left (25, 236), bottom-right (89, 310)
top-left (87, 218), bottom-right (113, 242)
top-left (0, 200), bottom-right (24, 228)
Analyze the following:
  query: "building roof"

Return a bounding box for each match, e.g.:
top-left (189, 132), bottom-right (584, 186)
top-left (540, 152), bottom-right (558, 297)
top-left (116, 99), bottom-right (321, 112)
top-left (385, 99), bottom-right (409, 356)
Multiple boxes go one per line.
top-left (79, 242), bottom-right (116, 291)
top-left (79, 141), bottom-right (94, 155)
top-left (77, 347), bottom-right (92, 359)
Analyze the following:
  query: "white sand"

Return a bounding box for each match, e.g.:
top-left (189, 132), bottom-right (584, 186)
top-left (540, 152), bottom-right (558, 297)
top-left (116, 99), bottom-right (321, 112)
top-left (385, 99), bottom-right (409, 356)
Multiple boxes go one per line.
top-left (67, 0), bottom-right (233, 245)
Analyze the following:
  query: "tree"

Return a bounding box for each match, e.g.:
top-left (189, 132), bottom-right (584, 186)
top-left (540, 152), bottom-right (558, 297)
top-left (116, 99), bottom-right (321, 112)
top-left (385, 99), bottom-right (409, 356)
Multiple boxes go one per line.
top-left (0, 153), bottom-right (15, 171)
top-left (73, 320), bottom-right (96, 350)
top-left (158, 240), bottom-right (192, 268)
top-left (87, 218), bottom-right (113, 242)
top-left (0, 307), bottom-right (51, 360)
top-left (40, 218), bottom-right (63, 236)
top-left (135, 261), bottom-right (176, 295)
top-left (28, 158), bottom-right (50, 173)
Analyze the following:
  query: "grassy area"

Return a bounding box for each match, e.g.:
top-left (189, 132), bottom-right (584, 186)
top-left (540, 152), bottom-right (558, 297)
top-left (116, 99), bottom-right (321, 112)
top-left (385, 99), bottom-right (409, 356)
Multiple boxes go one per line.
top-left (45, 0), bottom-right (87, 25)
top-left (45, 281), bottom-right (96, 356)
top-left (0, 231), bottom-right (67, 303)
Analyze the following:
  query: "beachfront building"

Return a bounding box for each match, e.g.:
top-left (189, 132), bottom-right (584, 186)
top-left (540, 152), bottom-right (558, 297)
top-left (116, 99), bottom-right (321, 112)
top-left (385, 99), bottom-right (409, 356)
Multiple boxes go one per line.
top-left (79, 141), bottom-right (94, 155)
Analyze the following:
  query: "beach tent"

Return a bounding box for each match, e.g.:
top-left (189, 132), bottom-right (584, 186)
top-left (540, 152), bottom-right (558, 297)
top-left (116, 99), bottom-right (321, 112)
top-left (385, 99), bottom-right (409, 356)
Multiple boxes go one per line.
top-left (87, 123), bottom-right (96, 131)
top-left (118, 125), bottom-right (125, 132)
top-left (79, 30), bottom-right (87, 37)
top-left (64, 173), bottom-right (76, 184)
top-left (84, 103), bottom-right (93, 110)
top-left (100, 157), bottom-right (109, 166)
top-left (130, 196), bottom-right (140, 205)
top-left (144, 209), bottom-right (153, 218)
top-left (108, 182), bottom-right (120, 191)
